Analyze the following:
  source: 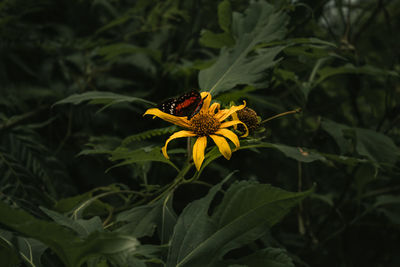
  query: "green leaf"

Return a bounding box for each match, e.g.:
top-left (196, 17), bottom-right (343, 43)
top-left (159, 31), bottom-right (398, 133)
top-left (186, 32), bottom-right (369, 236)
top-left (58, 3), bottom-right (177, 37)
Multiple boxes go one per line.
top-left (0, 238), bottom-right (20, 267)
top-left (0, 201), bottom-right (145, 267)
top-left (199, 141), bottom-right (324, 173)
top-left (53, 91), bottom-right (155, 111)
top-left (223, 247), bottom-right (295, 267)
top-left (97, 43), bottom-right (161, 62)
top-left (218, 0), bottom-right (232, 32)
top-left (121, 126), bottom-right (178, 145)
top-left (166, 176), bottom-right (313, 267)
top-left (199, 30), bottom-right (235, 49)
top-left (199, 0), bottom-right (288, 94)
top-left (241, 141), bottom-right (326, 163)
top-left (321, 119), bottom-right (352, 154)
top-left (40, 207), bottom-right (103, 237)
top-left (75, 232), bottom-right (142, 267)
top-left (116, 196), bottom-right (177, 243)
top-left (0, 230), bottom-right (47, 267)
top-left (374, 195), bottom-right (400, 207)
top-left (108, 146), bottom-right (179, 171)
top-left (314, 63), bottom-right (399, 86)
top-left (321, 119), bottom-right (399, 167)
top-left (354, 127), bottom-right (399, 167)
top-left (0, 201), bottom-right (82, 267)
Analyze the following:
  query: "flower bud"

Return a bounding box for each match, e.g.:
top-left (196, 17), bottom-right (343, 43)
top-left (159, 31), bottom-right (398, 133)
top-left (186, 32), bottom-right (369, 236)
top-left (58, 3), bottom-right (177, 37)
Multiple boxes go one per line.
top-left (236, 107), bottom-right (259, 133)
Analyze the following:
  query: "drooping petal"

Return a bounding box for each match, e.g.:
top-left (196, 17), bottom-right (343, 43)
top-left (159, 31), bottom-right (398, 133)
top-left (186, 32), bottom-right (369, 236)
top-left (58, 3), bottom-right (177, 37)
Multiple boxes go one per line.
top-left (220, 120), bottom-right (249, 137)
top-left (215, 101), bottom-right (246, 122)
top-left (193, 136), bottom-right (207, 171)
top-left (215, 129), bottom-right (240, 148)
top-left (209, 102), bottom-right (221, 114)
top-left (200, 92), bottom-right (212, 112)
top-left (162, 130), bottom-right (196, 159)
top-left (210, 134), bottom-right (232, 160)
top-left (230, 111), bottom-right (239, 130)
top-left (144, 108), bottom-right (190, 128)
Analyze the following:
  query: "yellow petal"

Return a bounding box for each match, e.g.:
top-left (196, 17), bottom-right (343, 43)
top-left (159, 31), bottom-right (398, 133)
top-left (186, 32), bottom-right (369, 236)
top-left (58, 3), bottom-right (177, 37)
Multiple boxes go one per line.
top-left (210, 134), bottom-right (232, 160)
top-left (230, 110), bottom-right (239, 130)
top-left (144, 108), bottom-right (190, 128)
top-left (200, 92), bottom-right (212, 112)
top-left (209, 102), bottom-right (221, 114)
top-left (215, 129), bottom-right (240, 148)
top-left (193, 136), bottom-right (207, 171)
top-left (220, 120), bottom-right (249, 137)
top-left (216, 101), bottom-right (246, 122)
top-left (162, 130), bottom-right (196, 159)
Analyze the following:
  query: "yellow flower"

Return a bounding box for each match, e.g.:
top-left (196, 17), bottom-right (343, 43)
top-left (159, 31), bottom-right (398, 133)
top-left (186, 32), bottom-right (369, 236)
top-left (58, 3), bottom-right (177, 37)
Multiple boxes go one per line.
top-left (144, 92), bottom-right (248, 171)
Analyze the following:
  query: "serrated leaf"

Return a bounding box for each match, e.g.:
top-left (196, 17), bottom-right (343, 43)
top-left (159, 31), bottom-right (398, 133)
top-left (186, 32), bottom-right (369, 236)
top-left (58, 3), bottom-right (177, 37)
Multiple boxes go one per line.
top-left (166, 176), bottom-right (313, 267)
top-left (199, 0), bottom-right (288, 95)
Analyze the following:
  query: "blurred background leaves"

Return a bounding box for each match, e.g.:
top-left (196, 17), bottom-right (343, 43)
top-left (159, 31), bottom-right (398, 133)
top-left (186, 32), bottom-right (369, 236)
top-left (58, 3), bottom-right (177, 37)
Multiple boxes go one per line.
top-left (1, 0), bottom-right (399, 266)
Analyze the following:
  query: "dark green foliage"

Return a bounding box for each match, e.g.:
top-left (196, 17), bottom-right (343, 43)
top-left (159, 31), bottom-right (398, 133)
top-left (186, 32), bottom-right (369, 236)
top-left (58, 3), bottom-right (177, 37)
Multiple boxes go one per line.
top-left (1, 0), bottom-right (400, 266)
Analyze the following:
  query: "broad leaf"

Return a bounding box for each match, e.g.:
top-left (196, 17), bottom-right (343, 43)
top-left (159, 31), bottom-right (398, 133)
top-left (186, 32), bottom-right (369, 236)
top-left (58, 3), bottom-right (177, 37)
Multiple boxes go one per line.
top-left (0, 230), bottom-right (47, 267)
top-left (354, 127), bottom-right (399, 167)
top-left (40, 207), bottom-right (103, 237)
top-left (321, 118), bottom-right (399, 167)
top-left (314, 63), bottom-right (399, 86)
top-left (199, 0), bottom-right (288, 94)
top-left (166, 177), bottom-right (313, 266)
top-left (0, 202), bottom-right (146, 267)
top-left (116, 195), bottom-right (177, 243)
top-left (321, 119), bottom-right (352, 154)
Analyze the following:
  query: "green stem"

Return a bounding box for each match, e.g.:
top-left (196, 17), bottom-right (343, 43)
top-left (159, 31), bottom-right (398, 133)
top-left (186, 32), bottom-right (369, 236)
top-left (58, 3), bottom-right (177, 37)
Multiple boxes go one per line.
top-left (260, 108), bottom-right (301, 125)
top-left (149, 162), bottom-right (193, 204)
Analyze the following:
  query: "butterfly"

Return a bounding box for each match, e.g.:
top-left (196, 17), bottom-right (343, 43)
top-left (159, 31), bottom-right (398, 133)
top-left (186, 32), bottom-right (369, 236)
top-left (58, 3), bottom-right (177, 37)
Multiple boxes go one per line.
top-left (158, 90), bottom-right (207, 120)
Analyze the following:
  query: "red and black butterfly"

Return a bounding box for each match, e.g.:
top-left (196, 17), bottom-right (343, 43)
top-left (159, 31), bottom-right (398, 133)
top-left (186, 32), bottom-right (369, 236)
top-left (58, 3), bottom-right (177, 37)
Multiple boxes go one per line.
top-left (158, 90), bottom-right (207, 120)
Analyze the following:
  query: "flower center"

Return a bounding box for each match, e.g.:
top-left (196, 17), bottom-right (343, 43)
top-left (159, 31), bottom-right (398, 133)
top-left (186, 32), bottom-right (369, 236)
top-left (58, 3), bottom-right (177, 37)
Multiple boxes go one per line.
top-left (190, 111), bottom-right (221, 136)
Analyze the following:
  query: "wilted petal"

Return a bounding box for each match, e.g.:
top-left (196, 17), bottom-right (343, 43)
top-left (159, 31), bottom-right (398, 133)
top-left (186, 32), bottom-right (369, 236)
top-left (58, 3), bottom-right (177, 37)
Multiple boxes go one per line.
top-left (209, 102), bottom-right (221, 114)
top-left (162, 130), bottom-right (196, 159)
top-left (144, 108), bottom-right (190, 128)
top-left (193, 136), bottom-right (207, 171)
top-left (210, 135), bottom-right (232, 160)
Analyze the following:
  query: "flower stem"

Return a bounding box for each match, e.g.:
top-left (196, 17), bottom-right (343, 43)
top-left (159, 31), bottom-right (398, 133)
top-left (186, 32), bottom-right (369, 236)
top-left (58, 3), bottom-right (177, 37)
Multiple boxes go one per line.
top-left (187, 136), bottom-right (193, 161)
top-left (149, 162), bottom-right (193, 204)
top-left (260, 108), bottom-right (301, 125)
